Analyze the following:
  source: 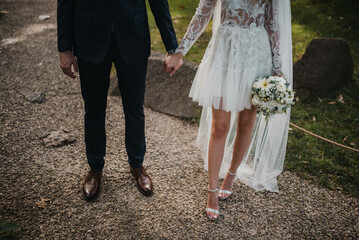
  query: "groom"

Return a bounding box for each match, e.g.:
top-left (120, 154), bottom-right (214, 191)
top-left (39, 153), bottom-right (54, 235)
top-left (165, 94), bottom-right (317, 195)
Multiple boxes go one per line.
top-left (57, 0), bottom-right (178, 199)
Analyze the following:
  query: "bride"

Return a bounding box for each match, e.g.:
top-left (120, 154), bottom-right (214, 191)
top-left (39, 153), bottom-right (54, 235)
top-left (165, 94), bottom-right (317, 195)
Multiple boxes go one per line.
top-left (163, 0), bottom-right (292, 220)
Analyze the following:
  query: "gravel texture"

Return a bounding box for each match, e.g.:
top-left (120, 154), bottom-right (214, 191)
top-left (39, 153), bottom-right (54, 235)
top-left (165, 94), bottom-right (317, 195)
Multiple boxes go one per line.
top-left (1, 1), bottom-right (359, 239)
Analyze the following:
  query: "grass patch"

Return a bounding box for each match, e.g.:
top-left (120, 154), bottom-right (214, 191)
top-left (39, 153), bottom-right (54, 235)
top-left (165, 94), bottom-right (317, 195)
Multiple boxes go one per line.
top-left (289, 1), bottom-right (359, 197)
top-left (287, 85), bottom-right (359, 196)
top-left (146, 0), bottom-right (359, 197)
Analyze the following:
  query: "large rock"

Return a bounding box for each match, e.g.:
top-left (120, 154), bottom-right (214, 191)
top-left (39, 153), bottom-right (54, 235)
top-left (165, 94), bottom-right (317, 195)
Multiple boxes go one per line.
top-left (293, 38), bottom-right (354, 100)
top-left (111, 52), bottom-right (201, 119)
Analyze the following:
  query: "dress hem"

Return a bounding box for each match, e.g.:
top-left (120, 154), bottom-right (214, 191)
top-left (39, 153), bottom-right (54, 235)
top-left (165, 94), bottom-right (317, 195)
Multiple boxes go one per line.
top-left (190, 97), bottom-right (255, 113)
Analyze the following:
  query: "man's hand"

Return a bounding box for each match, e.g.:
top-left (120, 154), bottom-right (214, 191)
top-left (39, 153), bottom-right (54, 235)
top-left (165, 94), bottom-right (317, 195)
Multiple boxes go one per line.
top-left (162, 52), bottom-right (183, 76)
top-left (59, 51), bottom-right (78, 78)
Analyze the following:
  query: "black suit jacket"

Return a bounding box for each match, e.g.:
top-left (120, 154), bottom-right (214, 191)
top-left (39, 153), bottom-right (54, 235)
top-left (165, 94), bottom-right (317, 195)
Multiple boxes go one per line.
top-left (57, 0), bottom-right (178, 64)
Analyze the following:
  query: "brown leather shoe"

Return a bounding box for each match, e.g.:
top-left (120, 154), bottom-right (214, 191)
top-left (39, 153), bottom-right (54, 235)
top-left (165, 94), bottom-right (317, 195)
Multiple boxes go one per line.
top-left (130, 167), bottom-right (153, 196)
top-left (83, 170), bottom-right (102, 200)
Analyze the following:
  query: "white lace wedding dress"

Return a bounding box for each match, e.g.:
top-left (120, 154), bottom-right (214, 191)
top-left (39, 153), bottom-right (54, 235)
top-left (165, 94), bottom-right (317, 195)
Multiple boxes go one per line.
top-left (176, 0), bottom-right (293, 192)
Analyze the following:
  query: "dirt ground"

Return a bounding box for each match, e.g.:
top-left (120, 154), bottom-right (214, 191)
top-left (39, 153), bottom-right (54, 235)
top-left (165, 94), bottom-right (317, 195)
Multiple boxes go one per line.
top-left (0, 0), bottom-right (358, 239)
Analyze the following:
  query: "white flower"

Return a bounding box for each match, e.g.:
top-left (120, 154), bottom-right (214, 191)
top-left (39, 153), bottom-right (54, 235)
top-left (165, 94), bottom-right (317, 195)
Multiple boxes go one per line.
top-left (268, 76), bottom-right (275, 81)
top-left (251, 94), bottom-right (260, 105)
top-left (259, 78), bottom-right (271, 90)
top-left (286, 95), bottom-right (294, 104)
top-left (280, 92), bottom-right (288, 99)
top-left (271, 100), bottom-right (280, 107)
top-left (282, 93), bottom-right (293, 104)
top-left (276, 83), bottom-right (286, 92)
top-left (277, 77), bottom-right (287, 85)
top-left (253, 81), bottom-right (261, 89)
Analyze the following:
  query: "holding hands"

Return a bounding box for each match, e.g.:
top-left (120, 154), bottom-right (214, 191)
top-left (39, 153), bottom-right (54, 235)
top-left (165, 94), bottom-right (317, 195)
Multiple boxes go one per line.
top-left (162, 52), bottom-right (183, 76)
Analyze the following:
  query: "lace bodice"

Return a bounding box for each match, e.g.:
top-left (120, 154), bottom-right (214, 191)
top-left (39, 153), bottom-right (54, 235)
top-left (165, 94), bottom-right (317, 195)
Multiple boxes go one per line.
top-left (176, 0), bottom-right (282, 74)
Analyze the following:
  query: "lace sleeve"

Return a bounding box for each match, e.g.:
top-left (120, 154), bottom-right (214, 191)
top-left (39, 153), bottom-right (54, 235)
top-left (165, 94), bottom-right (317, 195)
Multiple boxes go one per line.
top-left (265, 0), bottom-right (282, 75)
top-left (175, 0), bottom-right (217, 56)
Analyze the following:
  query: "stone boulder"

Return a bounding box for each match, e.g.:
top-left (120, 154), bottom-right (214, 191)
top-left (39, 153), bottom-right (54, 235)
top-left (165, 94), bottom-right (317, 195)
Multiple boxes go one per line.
top-left (111, 52), bottom-right (201, 119)
top-left (293, 38), bottom-right (354, 100)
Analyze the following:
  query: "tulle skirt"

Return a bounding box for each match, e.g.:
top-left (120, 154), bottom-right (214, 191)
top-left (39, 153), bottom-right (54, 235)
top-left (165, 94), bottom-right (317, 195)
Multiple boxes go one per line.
top-left (189, 25), bottom-right (272, 112)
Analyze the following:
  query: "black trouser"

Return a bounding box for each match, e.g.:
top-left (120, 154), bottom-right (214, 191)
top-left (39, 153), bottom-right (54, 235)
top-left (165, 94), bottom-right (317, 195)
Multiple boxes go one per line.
top-left (78, 34), bottom-right (147, 171)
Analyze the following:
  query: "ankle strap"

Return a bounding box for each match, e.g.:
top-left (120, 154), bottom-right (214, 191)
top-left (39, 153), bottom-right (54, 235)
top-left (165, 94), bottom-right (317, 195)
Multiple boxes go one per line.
top-left (228, 171), bottom-right (237, 176)
top-left (207, 187), bottom-right (218, 192)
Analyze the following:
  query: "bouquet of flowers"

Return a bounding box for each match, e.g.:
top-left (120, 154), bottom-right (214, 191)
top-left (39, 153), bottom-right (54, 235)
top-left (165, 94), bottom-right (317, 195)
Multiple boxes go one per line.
top-left (251, 75), bottom-right (295, 120)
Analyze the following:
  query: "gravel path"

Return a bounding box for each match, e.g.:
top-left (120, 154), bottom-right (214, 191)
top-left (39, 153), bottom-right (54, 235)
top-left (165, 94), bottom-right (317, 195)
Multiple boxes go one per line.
top-left (1, 1), bottom-right (358, 239)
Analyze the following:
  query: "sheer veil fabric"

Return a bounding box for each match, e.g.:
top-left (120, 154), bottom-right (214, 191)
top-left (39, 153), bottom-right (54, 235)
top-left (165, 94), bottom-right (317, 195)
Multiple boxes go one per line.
top-left (179, 0), bottom-right (293, 192)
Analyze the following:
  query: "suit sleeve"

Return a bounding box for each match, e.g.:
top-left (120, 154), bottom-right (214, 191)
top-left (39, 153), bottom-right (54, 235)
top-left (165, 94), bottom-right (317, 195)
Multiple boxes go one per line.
top-left (148, 0), bottom-right (178, 51)
top-left (57, 0), bottom-right (75, 52)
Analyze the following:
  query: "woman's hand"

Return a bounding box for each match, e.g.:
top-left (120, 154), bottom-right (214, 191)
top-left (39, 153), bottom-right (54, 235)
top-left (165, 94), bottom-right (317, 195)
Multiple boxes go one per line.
top-left (274, 72), bottom-right (284, 77)
top-left (162, 52), bottom-right (183, 76)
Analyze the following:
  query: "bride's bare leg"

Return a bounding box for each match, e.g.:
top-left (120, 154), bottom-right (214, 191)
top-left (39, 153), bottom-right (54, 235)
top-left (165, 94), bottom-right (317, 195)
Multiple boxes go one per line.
top-left (206, 107), bottom-right (231, 219)
top-left (219, 106), bottom-right (257, 199)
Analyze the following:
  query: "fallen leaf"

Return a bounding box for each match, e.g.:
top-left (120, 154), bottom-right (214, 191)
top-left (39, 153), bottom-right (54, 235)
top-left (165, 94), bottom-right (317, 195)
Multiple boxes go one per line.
top-left (299, 154), bottom-right (301, 159)
top-left (318, 98), bottom-right (322, 102)
top-left (343, 136), bottom-right (348, 142)
top-left (36, 198), bottom-right (51, 208)
top-left (328, 101), bottom-right (337, 105)
top-left (350, 142), bottom-right (356, 146)
top-left (337, 94), bottom-right (345, 104)
top-left (313, 116), bottom-right (316, 121)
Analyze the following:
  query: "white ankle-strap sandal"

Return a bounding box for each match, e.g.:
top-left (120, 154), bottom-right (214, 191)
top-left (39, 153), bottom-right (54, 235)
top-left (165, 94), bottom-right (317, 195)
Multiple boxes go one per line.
top-left (206, 187), bottom-right (220, 221)
top-left (219, 171), bottom-right (236, 200)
